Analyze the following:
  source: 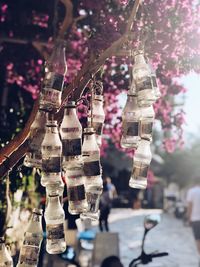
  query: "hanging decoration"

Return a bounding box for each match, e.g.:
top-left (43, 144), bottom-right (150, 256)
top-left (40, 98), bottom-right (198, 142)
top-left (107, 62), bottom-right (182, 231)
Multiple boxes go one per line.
top-left (60, 100), bottom-right (88, 214)
top-left (81, 127), bottom-right (103, 221)
top-left (60, 101), bottom-right (83, 166)
top-left (44, 194), bottom-right (66, 254)
top-left (23, 109), bottom-right (46, 168)
top-left (0, 0), bottom-right (165, 262)
top-left (121, 80), bottom-right (141, 149)
top-left (121, 50), bottom-right (161, 189)
top-left (88, 80), bottom-right (105, 147)
top-left (64, 164), bottom-right (88, 215)
top-left (39, 39), bottom-right (67, 112)
top-left (41, 118), bottom-right (63, 187)
top-left (16, 209), bottom-right (43, 266)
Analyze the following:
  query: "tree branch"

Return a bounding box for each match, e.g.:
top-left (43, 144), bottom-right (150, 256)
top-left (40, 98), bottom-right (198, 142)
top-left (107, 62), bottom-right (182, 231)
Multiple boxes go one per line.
top-left (0, 0), bottom-right (141, 178)
top-left (58, 0), bottom-right (73, 39)
top-left (32, 42), bottom-right (49, 61)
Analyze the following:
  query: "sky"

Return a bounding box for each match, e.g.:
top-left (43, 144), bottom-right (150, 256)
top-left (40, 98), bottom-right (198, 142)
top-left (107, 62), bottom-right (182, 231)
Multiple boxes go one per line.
top-left (180, 73), bottom-right (200, 138)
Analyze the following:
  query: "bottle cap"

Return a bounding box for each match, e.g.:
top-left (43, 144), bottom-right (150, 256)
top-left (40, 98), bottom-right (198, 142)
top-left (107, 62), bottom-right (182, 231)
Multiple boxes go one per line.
top-left (84, 127), bottom-right (95, 134)
top-left (65, 101), bottom-right (76, 108)
top-left (33, 208), bottom-right (43, 215)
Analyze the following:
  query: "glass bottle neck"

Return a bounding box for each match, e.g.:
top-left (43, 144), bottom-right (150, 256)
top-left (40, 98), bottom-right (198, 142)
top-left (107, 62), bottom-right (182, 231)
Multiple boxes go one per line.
top-left (84, 133), bottom-right (96, 142)
top-left (31, 213), bottom-right (42, 223)
top-left (64, 107), bottom-right (77, 116)
top-left (127, 95), bottom-right (138, 104)
top-left (135, 54), bottom-right (146, 65)
top-left (48, 195), bottom-right (60, 206)
top-left (46, 126), bottom-right (59, 134)
top-left (48, 41), bottom-right (67, 75)
top-left (31, 110), bottom-right (46, 129)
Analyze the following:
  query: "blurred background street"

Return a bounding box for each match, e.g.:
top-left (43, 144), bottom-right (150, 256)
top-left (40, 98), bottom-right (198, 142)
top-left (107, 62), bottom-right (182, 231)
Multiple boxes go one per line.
top-left (109, 209), bottom-right (198, 267)
top-left (41, 208), bottom-right (199, 267)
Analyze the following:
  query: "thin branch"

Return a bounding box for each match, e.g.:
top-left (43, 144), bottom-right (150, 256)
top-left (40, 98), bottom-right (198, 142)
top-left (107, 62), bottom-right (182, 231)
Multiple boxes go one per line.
top-left (0, 0), bottom-right (142, 178)
top-left (0, 101), bottom-right (39, 177)
top-left (126, 0), bottom-right (142, 33)
top-left (58, 0), bottom-right (73, 39)
top-left (61, 0), bottom-right (141, 102)
top-left (0, 37), bottom-right (48, 46)
top-left (33, 0), bottom-right (74, 62)
top-left (32, 42), bottom-right (49, 61)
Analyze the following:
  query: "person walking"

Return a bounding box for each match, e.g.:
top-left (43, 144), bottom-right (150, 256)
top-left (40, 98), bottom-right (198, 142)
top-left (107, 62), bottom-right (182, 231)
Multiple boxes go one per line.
top-left (186, 177), bottom-right (200, 266)
top-left (99, 180), bottom-right (111, 232)
top-left (106, 177), bottom-right (118, 200)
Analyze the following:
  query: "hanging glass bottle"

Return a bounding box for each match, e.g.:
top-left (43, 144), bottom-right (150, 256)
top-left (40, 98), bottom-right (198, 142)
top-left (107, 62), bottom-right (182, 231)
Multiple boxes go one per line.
top-left (41, 119), bottom-right (62, 187)
top-left (121, 80), bottom-right (141, 148)
top-left (65, 163), bottom-right (88, 215)
top-left (17, 209), bottom-right (43, 267)
top-left (132, 52), bottom-right (156, 107)
top-left (24, 109), bottom-right (46, 168)
top-left (44, 194), bottom-right (66, 254)
top-left (81, 127), bottom-right (103, 220)
top-left (88, 94), bottom-right (105, 147)
top-left (129, 138), bottom-right (152, 189)
top-left (0, 237), bottom-right (13, 267)
top-left (60, 101), bottom-right (82, 168)
top-left (39, 39), bottom-right (67, 111)
top-left (139, 105), bottom-right (155, 141)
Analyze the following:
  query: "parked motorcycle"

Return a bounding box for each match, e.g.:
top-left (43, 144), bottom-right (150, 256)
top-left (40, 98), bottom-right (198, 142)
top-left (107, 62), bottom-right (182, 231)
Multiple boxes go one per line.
top-left (129, 214), bottom-right (168, 267)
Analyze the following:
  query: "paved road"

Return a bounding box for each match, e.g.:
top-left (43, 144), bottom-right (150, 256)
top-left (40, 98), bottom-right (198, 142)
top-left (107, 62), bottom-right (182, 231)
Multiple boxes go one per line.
top-left (41, 208), bottom-right (198, 267)
top-left (108, 209), bottom-right (199, 267)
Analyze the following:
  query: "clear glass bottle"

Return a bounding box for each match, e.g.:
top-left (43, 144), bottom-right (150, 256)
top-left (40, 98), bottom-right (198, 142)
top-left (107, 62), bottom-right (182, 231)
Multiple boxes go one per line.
top-left (60, 101), bottom-right (82, 168)
top-left (0, 237), bottom-right (13, 267)
top-left (81, 128), bottom-right (103, 220)
top-left (44, 194), bottom-right (66, 254)
top-left (139, 105), bottom-right (155, 141)
top-left (24, 109), bottom-right (46, 168)
top-left (129, 138), bottom-right (152, 189)
top-left (80, 184), bottom-right (102, 221)
top-left (65, 163), bottom-right (88, 215)
top-left (17, 209), bottom-right (43, 267)
top-left (39, 39), bottom-right (67, 111)
top-left (132, 52), bottom-right (156, 107)
top-left (88, 95), bottom-right (105, 147)
top-left (41, 120), bottom-right (62, 187)
top-left (121, 90), bottom-right (141, 149)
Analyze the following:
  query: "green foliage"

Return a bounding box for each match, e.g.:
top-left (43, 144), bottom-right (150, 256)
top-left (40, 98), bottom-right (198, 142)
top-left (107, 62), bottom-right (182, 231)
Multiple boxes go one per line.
top-left (159, 138), bottom-right (200, 187)
top-left (0, 162), bottom-right (45, 234)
